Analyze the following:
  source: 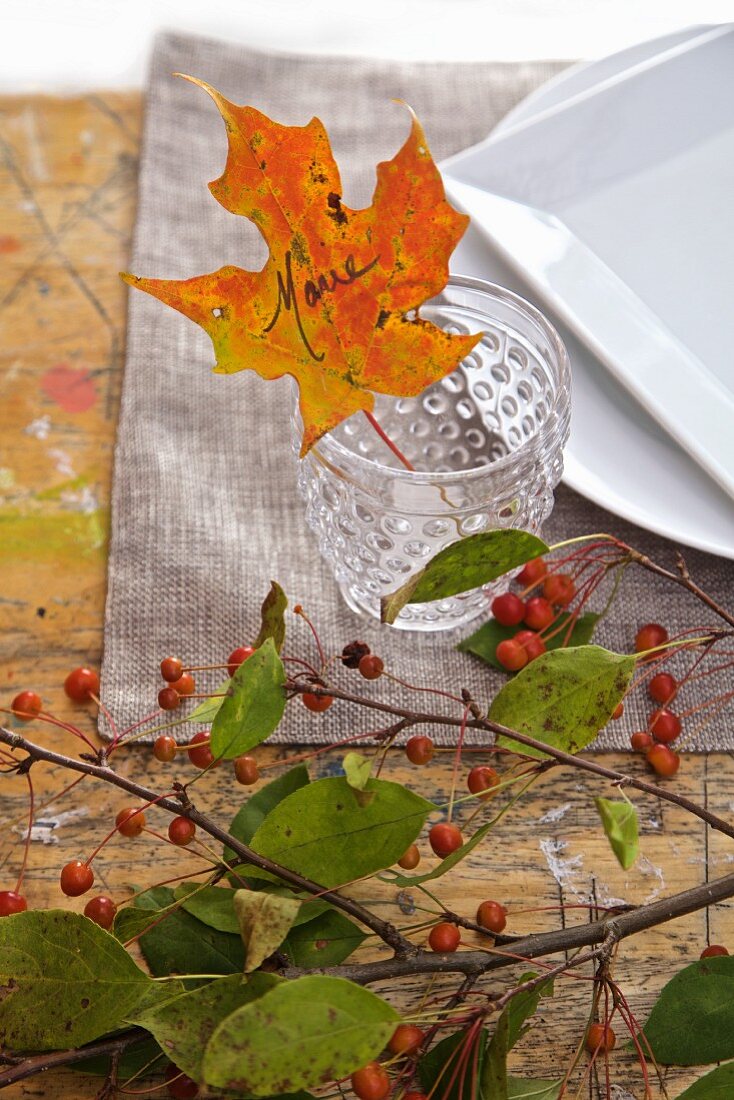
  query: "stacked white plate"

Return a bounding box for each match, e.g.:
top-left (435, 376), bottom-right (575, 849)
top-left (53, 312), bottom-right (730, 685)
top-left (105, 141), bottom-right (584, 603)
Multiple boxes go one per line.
top-left (444, 25), bottom-right (734, 558)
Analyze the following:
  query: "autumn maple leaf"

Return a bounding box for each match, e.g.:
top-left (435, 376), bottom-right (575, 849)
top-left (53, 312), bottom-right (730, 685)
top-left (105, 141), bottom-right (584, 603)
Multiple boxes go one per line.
top-left (122, 77), bottom-right (480, 455)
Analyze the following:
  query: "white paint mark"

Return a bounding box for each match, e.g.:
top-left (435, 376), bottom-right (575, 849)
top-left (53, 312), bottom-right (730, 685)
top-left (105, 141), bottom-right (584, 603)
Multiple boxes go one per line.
top-left (49, 447), bottom-right (75, 478)
top-left (637, 854), bottom-right (665, 901)
top-left (80, 129), bottom-right (94, 147)
top-left (0, 467), bottom-right (15, 490)
top-left (537, 802), bottom-right (572, 825)
top-left (24, 415), bottom-right (51, 439)
top-left (610, 1086), bottom-right (636, 1100)
top-left (18, 199), bottom-right (36, 213)
top-left (13, 806), bottom-right (89, 846)
top-left (1, 359), bottom-right (22, 388)
top-left (539, 838), bottom-right (585, 896)
top-left (20, 106), bottom-right (49, 182)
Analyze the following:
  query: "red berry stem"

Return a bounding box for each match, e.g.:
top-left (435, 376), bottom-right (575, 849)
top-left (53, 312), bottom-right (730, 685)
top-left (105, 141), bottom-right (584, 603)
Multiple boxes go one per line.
top-left (447, 706), bottom-right (471, 824)
top-left (87, 691), bottom-right (121, 750)
top-left (1, 707), bottom-right (98, 754)
top-left (293, 605), bottom-right (327, 669)
top-left (15, 770), bottom-right (34, 895)
top-left (362, 408), bottom-right (416, 472)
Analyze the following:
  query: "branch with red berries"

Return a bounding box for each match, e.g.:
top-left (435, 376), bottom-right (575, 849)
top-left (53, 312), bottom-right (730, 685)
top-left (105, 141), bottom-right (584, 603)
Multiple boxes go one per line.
top-left (1, 534), bottom-right (733, 1100)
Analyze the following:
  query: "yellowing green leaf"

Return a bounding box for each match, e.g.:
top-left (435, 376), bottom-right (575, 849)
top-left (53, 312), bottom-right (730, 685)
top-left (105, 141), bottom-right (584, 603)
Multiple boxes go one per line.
top-left (130, 972), bottom-right (278, 1082)
top-left (381, 530), bottom-right (548, 624)
top-left (233, 890), bottom-right (301, 972)
top-left (254, 580), bottom-right (288, 653)
top-left (595, 797), bottom-right (639, 870)
top-left (0, 910), bottom-right (152, 1051)
top-left (492, 645), bottom-right (635, 758)
top-left (202, 975), bottom-right (399, 1095)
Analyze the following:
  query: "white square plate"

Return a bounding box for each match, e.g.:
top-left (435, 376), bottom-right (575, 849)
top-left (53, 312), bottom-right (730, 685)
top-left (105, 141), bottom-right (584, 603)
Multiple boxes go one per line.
top-left (442, 25), bottom-right (734, 501)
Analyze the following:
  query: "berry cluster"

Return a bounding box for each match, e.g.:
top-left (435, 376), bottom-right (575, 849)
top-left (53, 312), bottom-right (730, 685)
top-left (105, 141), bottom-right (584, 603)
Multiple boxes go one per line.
top-left (628, 623), bottom-right (685, 778)
top-left (489, 557), bottom-right (576, 672)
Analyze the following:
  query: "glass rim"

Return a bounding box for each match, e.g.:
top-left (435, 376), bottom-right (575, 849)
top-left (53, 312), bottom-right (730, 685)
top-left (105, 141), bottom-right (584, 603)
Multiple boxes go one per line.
top-left (304, 273), bottom-right (571, 485)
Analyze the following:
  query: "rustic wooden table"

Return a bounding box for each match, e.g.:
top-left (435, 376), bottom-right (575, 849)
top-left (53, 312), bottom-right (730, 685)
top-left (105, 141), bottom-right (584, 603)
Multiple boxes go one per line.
top-left (0, 92), bottom-right (732, 1100)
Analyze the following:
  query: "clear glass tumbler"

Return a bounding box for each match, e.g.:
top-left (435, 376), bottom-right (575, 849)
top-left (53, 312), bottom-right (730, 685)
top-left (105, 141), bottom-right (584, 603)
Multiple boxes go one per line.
top-left (293, 276), bottom-right (571, 631)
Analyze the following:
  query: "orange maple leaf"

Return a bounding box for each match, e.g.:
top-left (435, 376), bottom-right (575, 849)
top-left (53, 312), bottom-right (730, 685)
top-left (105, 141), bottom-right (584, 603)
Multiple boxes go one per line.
top-left (122, 77), bottom-right (480, 455)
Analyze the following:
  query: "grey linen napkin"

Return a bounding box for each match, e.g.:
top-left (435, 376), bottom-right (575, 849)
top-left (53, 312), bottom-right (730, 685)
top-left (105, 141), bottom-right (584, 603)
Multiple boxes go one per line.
top-left (101, 30), bottom-right (733, 749)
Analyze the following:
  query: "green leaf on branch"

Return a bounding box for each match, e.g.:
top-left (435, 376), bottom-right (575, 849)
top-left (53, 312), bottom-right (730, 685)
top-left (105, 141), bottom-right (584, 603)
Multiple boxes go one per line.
top-left (211, 637), bottom-right (286, 759)
top-left (381, 529), bottom-right (549, 624)
top-left (234, 890), bottom-right (301, 972)
top-left (225, 765), bottom-right (311, 868)
top-left (283, 909), bottom-right (367, 967)
top-left (673, 1061), bottom-right (734, 1098)
top-left (251, 776), bottom-right (434, 887)
top-left (0, 910), bottom-right (152, 1051)
top-left (491, 645), bottom-right (635, 758)
top-left (174, 884), bottom-right (240, 933)
top-left (418, 1028), bottom-right (488, 1100)
top-left (202, 975), bottom-right (400, 1095)
top-left (458, 613), bottom-right (599, 672)
top-left (186, 679), bottom-right (231, 724)
top-left (254, 580), bottom-right (288, 653)
top-left (115, 887), bottom-right (245, 977)
top-left (130, 972), bottom-right (278, 1082)
top-left (595, 797), bottom-right (639, 870)
top-left (641, 955), bottom-right (734, 1064)
top-left (483, 1009), bottom-right (510, 1099)
top-left (507, 1079), bottom-right (562, 1099)
top-left (343, 751), bottom-right (375, 806)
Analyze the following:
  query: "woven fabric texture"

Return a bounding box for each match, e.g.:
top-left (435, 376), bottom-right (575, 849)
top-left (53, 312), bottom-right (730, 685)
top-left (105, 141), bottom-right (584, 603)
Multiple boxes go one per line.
top-left (101, 30), bottom-right (733, 748)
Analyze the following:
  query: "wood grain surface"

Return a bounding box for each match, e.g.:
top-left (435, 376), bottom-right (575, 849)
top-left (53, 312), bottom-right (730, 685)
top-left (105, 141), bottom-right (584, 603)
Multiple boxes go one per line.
top-left (1, 92), bottom-right (733, 1100)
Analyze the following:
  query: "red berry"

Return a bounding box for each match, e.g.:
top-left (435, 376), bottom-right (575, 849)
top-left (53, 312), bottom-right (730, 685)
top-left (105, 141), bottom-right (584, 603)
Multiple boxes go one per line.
top-left (165, 1064), bottom-right (199, 1099)
top-left (10, 690), bottom-right (42, 720)
top-left (116, 807), bottom-right (146, 838)
top-left (302, 691), bottom-right (333, 712)
top-left (476, 900), bottom-right (507, 934)
top-left (630, 731), bottom-right (654, 753)
top-left (515, 629), bottom-right (546, 662)
top-left (649, 708), bottom-right (681, 744)
top-left (701, 944), bottom-right (729, 958)
top-left (491, 592), bottom-right (525, 627)
top-left (517, 557), bottom-right (547, 586)
top-left (586, 1023), bottom-right (616, 1054)
top-left (646, 744), bottom-right (680, 777)
top-left (169, 672), bottom-right (195, 696)
top-left (523, 596), bottom-right (554, 632)
top-left (467, 765), bottom-right (500, 800)
top-left (635, 623), bottom-right (668, 654)
top-left (160, 657), bottom-right (183, 683)
top-left (429, 823), bottom-right (463, 858)
top-left (397, 844), bottom-right (420, 870)
top-left (60, 860), bottom-right (94, 897)
top-left (187, 730), bottom-right (217, 769)
top-left (158, 687), bottom-right (180, 711)
top-left (168, 816), bottom-right (196, 846)
top-left (227, 645), bottom-right (255, 678)
top-left (350, 1062), bottom-right (390, 1100)
top-left (153, 735), bottom-right (177, 762)
top-left (649, 672), bottom-right (678, 705)
top-left (233, 755), bottom-right (259, 785)
top-left (341, 641), bottom-right (370, 669)
top-left (543, 573), bottom-right (575, 607)
top-left (611, 703), bottom-right (624, 720)
top-left (84, 895), bottom-right (117, 930)
top-left (495, 638), bottom-right (528, 672)
top-left (64, 667), bottom-right (100, 702)
top-left (358, 654), bottom-right (384, 680)
top-left (405, 735), bottom-right (434, 766)
top-left (388, 1024), bottom-right (424, 1056)
top-left (428, 922), bottom-right (461, 953)
top-left (0, 890), bottom-right (27, 916)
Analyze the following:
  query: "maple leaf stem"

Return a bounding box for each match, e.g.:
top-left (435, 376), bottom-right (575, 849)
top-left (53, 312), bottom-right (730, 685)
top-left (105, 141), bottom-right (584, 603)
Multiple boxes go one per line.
top-left (362, 410), bottom-right (416, 472)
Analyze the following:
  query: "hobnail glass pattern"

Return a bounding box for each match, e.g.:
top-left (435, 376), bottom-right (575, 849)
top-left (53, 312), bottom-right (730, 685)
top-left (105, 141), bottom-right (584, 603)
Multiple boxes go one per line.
top-left (293, 276), bottom-right (571, 631)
